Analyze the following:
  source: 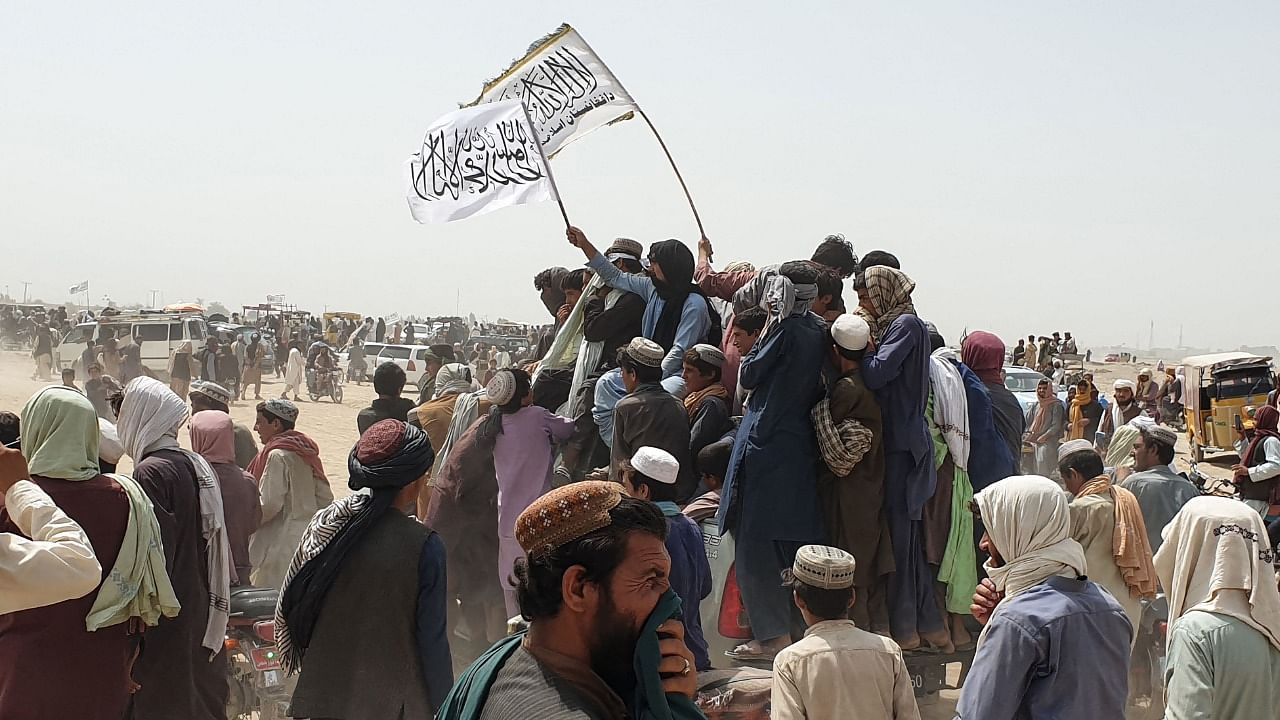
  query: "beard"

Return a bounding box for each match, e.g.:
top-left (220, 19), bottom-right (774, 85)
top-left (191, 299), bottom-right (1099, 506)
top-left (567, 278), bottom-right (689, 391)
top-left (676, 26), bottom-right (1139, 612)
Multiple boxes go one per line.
top-left (587, 590), bottom-right (642, 700)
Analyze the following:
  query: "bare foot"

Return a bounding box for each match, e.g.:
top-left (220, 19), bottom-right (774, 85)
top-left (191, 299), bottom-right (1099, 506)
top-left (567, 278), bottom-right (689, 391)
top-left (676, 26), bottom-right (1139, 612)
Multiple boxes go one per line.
top-left (896, 632), bottom-right (922, 651)
top-left (922, 628), bottom-right (955, 654)
top-left (950, 615), bottom-right (972, 649)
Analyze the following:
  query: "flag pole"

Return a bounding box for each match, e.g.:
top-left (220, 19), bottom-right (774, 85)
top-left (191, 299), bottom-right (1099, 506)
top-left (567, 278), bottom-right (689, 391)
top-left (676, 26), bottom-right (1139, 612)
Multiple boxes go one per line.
top-left (574, 30), bottom-right (707, 240)
top-left (520, 101), bottom-right (571, 229)
top-left (636, 109), bottom-right (706, 240)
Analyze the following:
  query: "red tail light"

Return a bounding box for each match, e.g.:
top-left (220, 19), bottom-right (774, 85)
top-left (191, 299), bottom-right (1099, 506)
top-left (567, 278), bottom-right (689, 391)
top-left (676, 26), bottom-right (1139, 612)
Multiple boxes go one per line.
top-left (718, 564), bottom-right (752, 639)
top-left (407, 360), bottom-right (416, 371)
top-left (254, 620), bottom-right (276, 643)
top-left (1157, 620), bottom-right (1168, 639)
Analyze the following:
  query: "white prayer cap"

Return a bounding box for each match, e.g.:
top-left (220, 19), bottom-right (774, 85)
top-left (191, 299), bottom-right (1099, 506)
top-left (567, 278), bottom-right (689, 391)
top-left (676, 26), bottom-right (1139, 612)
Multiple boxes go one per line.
top-left (630, 446), bottom-right (679, 485)
top-left (1114, 379), bottom-right (1136, 391)
top-left (791, 545), bottom-right (856, 590)
top-left (1057, 438), bottom-right (1096, 462)
top-left (624, 338), bottom-right (665, 368)
top-left (689, 344), bottom-right (725, 368)
top-left (831, 314), bottom-right (871, 352)
top-left (486, 369), bottom-right (517, 406)
top-left (1145, 424), bottom-right (1179, 448)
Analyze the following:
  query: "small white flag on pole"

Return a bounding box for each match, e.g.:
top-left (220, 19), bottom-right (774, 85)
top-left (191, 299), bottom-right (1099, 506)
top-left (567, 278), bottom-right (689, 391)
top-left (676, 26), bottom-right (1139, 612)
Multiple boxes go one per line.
top-left (405, 100), bottom-right (558, 225)
top-left (69, 281), bottom-right (88, 294)
top-left (470, 24), bottom-right (639, 158)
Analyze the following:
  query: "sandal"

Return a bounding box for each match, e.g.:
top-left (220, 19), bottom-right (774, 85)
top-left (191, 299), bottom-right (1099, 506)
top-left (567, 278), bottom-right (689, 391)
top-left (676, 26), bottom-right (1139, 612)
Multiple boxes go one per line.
top-left (725, 644), bottom-right (778, 662)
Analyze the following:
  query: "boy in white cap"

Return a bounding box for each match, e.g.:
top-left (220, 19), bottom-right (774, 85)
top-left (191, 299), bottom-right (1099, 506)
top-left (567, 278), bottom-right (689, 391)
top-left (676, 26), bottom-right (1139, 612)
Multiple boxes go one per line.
top-left (812, 313), bottom-right (892, 632)
top-left (620, 446), bottom-right (712, 670)
top-left (772, 545), bottom-right (920, 720)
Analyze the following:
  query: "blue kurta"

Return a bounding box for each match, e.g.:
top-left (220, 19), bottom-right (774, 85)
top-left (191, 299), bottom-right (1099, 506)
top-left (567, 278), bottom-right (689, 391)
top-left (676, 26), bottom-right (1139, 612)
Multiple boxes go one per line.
top-left (957, 362), bottom-right (1017, 492)
top-left (657, 502), bottom-right (713, 671)
top-left (716, 312), bottom-right (827, 642)
top-left (861, 314), bottom-right (935, 519)
top-left (861, 314), bottom-right (943, 642)
top-left (957, 576), bottom-right (1132, 720)
top-left (716, 313), bottom-right (826, 541)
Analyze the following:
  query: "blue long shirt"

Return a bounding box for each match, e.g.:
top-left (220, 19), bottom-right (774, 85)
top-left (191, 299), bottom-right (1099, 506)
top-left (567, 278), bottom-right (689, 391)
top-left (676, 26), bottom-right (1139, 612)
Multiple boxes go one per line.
top-left (587, 251), bottom-right (711, 379)
top-left (862, 314), bottom-right (934, 515)
top-left (956, 576), bottom-right (1132, 720)
top-left (657, 501), bottom-right (713, 671)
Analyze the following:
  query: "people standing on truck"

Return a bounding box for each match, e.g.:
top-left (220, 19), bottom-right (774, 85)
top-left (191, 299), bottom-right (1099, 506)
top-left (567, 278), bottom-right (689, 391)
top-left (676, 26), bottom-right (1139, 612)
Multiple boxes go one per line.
top-left (278, 419), bottom-right (453, 717)
top-left (247, 399), bottom-right (332, 589)
top-left (1155, 496), bottom-right (1280, 718)
top-left (771, 545), bottom-right (921, 720)
top-left (1233, 404), bottom-right (1280, 518)
top-left (960, 475), bottom-right (1131, 719)
top-left (855, 265), bottom-right (951, 654)
top-left (1121, 425), bottom-right (1199, 552)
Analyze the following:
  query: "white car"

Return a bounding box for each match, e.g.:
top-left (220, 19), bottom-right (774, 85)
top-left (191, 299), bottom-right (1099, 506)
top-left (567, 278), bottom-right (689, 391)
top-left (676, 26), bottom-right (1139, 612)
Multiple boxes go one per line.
top-left (57, 313), bottom-right (209, 380)
top-left (373, 344), bottom-right (436, 388)
top-left (1004, 366), bottom-right (1100, 414)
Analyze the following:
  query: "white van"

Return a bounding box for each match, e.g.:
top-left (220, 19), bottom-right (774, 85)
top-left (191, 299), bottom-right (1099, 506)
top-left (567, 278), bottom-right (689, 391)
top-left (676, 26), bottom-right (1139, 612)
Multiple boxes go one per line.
top-left (56, 312), bottom-right (209, 380)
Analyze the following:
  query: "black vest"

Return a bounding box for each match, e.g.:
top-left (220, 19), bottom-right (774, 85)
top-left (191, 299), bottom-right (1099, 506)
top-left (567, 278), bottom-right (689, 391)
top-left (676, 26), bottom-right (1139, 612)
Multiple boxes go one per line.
top-left (288, 511), bottom-right (434, 720)
top-left (1237, 441), bottom-right (1280, 502)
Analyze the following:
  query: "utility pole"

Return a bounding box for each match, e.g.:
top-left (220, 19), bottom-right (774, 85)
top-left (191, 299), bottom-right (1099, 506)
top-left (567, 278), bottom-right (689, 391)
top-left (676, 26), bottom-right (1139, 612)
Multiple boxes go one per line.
top-left (1148, 320), bottom-right (1154, 352)
top-left (21, 282), bottom-right (30, 304)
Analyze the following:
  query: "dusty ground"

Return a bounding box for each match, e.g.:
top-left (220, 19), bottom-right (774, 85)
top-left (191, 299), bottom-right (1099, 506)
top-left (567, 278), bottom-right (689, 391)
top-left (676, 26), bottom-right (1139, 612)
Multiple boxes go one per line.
top-left (0, 350), bottom-right (1220, 717)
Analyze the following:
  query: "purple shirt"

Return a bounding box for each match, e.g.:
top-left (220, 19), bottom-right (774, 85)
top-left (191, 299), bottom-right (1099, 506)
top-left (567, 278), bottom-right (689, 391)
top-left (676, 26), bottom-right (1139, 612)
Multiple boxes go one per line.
top-left (492, 406), bottom-right (575, 536)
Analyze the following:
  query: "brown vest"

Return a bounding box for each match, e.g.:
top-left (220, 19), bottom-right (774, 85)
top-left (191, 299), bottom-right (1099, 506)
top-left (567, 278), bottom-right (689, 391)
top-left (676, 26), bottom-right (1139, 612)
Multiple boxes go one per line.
top-left (1238, 441), bottom-right (1280, 502)
top-left (288, 511), bottom-right (433, 720)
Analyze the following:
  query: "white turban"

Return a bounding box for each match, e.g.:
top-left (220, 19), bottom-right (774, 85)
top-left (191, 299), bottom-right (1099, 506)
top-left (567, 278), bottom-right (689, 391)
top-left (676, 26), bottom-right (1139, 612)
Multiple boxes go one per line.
top-left (1114, 379), bottom-right (1136, 391)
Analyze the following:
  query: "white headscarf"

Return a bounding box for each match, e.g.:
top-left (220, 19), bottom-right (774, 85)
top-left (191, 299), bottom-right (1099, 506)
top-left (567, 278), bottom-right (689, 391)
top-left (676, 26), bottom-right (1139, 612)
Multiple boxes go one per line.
top-left (433, 363), bottom-right (475, 400)
top-left (975, 475), bottom-right (1087, 644)
top-left (929, 349), bottom-right (970, 470)
top-left (117, 376), bottom-right (231, 657)
top-left (1155, 496), bottom-right (1280, 652)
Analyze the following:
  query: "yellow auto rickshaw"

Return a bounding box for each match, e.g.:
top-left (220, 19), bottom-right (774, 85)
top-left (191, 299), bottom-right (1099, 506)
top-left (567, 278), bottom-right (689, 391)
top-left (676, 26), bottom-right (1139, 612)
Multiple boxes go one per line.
top-left (322, 311), bottom-right (363, 346)
top-left (1182, 352), bottom-right (1275, 462)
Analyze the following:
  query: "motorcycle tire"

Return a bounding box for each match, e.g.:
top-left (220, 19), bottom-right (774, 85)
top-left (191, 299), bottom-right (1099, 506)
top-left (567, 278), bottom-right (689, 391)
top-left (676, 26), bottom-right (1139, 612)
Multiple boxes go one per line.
top-left (1143, 643), bottom-right (1166, 720)
top-left (333, 386), bottom-right (343, 404)
top-left (308, 391), bottom-right (320, 402)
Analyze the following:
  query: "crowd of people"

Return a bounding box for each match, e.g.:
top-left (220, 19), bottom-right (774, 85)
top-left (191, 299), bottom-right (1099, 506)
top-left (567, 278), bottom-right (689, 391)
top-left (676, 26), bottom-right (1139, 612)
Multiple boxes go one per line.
top-left (3, 227), bottom-right (1280, 719)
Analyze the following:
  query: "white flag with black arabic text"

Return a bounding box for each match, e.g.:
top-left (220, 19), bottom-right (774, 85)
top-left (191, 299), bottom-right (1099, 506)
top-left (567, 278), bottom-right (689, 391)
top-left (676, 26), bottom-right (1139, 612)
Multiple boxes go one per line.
top-left (404, 100), bottom-right (557, 225)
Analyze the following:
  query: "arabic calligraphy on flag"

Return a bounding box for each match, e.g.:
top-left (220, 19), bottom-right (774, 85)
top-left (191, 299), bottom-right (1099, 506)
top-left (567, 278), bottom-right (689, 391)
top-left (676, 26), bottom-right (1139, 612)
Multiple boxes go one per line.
top-left (470, 24), bottom-right (638, 158)
top-left (404, 100), bottom-right (557, 225)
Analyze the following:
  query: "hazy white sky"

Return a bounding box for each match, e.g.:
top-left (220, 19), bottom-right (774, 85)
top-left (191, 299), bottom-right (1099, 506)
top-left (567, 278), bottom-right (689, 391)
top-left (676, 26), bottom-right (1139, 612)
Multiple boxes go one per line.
top-left (3, 2), bottom-right (1277, 350)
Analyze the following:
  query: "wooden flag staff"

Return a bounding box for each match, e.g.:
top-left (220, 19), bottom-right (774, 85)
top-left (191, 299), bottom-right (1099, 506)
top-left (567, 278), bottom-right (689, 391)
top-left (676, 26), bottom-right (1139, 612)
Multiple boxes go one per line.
top-left (521, 100), bottom-right (572, 230)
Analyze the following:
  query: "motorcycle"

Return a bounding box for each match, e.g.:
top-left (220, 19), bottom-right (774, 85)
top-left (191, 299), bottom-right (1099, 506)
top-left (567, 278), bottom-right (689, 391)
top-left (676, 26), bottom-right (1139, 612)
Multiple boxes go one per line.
top-left (308, 367), bottom-right (344, 404)
top-left (1126, 593), bottom-right (1169, 720)
top-left (225, 586), bottom-right (293, 720)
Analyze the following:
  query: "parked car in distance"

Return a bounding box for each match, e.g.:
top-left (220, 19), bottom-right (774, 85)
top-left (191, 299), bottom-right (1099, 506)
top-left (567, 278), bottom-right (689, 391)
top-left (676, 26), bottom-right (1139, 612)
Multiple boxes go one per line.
top-left (374, 344), bottom-right (435, 388)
